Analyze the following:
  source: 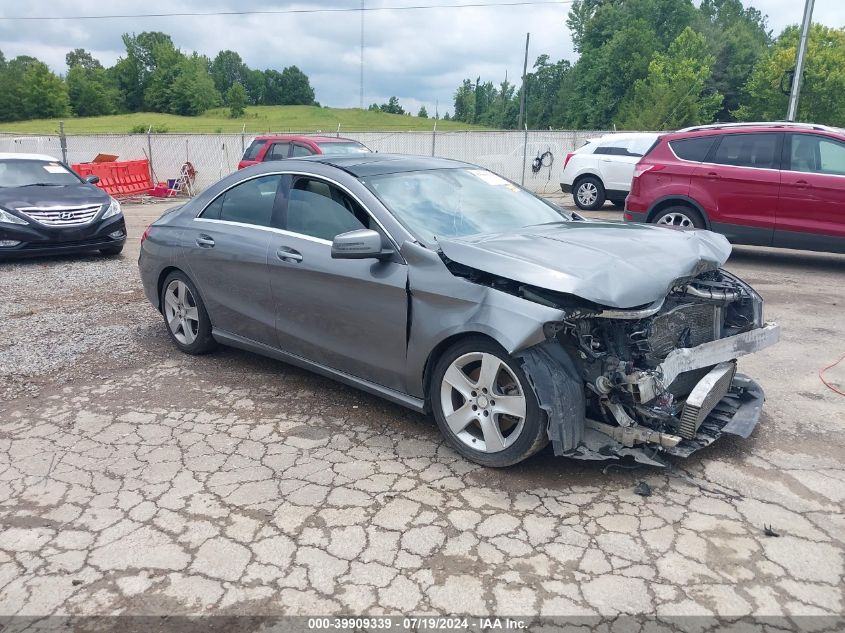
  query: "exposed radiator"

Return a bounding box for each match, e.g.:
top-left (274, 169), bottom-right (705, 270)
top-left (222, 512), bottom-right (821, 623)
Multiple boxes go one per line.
top-left (646, 303), bottom-right (721, 364)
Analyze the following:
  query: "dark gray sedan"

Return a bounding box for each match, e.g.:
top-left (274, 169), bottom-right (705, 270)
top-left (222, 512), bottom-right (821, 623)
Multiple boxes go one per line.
top-left (139, 155), bottom-right (779, 467)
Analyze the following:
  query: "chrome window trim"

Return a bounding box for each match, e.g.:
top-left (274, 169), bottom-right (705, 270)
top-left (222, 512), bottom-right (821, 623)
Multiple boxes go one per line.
top-left (193, 218), bottom-right (332, 246)
top-left (195, 170), bottom-right (405, 253)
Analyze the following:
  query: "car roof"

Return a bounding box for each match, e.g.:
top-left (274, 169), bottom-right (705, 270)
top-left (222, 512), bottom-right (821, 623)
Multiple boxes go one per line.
top-left (253, 134), bottom-right (361, 143)
top-left (296, 153), bottom-right (476, 177)
top-left (0, 153), bottom-right (61, 162)
top-left (666, 122), bottom-right (845, 140)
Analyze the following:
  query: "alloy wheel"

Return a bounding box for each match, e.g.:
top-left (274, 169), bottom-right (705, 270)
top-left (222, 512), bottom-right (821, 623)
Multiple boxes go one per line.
top-left (656, 211), bottom-right (695, 228)
top-left (164, 280), bottom-right (200, 345)
top-left (577, 182), bottom-right (598, 207)
top-left (439, 352), bottom-right (527, 453)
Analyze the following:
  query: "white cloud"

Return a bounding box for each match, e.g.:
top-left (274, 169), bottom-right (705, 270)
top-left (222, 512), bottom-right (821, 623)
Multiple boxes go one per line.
top-left (0, 0), bottom-right (842, 114)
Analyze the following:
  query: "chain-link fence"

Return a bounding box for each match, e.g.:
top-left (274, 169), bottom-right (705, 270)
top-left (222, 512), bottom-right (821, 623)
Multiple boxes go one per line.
top-left (0, 129), bottom-right (614, 195)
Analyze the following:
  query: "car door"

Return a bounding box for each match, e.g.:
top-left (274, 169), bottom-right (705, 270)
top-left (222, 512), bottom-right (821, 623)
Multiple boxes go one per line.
top-left (267, 175), bottom-right (409, 391)
top-left (692, 132), bottom-right (782, 246)
top-left (183, 174), bottom-right (286, 347)
top-left (262, 142), bottom-right (291, 162)
top-left (776, 133), bottom-right (845, 250)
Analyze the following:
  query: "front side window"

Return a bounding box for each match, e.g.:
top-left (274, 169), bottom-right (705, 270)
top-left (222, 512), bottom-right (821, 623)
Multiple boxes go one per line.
top-left (242, 139), bottom-right (266, 161)
top-left (0, 159), bottom-right (82, 188)
top-left (291, 144), bottom-right (314, 157)
top-left (363, 168), bottom-right (569, 245)
top-left (789, 135), bottom-right (845, 176)
top-left (285, 177), bottom-right (369, 241)
top-left (200, 175), bottom-right (282, 227)
top-left (712, 133), bottom-right (780, 169)
top-left (265, 143), bottom-right (290, 161)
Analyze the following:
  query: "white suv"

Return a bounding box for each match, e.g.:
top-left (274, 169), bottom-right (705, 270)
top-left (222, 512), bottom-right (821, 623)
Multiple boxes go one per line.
top-left (561, 133), bottom-right (659, 210)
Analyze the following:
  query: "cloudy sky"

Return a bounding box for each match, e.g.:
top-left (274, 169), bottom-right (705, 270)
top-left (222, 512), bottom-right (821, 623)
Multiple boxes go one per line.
top-left (0, 1), bottom-right (843, 115)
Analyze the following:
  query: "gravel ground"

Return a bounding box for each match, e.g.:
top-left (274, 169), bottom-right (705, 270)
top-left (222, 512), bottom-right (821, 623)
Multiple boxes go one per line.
top-left (1, 199), bottom-right (843, 621)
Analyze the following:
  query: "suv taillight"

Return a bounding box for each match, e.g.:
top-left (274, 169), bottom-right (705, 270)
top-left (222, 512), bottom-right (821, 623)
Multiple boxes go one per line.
top-left (563, 152), bottom-right (575, 169)
top-left (633, 163), bottom-right (665, 179)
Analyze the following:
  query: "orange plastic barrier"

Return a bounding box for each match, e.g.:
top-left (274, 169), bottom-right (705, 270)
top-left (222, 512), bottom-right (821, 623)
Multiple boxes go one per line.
top-left (72, 159), bottom-right (154, 198)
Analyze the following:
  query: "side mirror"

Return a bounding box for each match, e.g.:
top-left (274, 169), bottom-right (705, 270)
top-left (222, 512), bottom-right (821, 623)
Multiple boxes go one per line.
top-left (85, 175), bottom-right (100, 185)
top-left (331, 229), bottom-right (393, 260)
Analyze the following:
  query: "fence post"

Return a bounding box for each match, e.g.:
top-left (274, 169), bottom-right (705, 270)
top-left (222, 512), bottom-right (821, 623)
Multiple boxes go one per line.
top-left (59, 121), bottom-right (68, 163)
top-left (521, 124), bottom-right (528, 186)
top-left (146, 125), bottom-right (157, 184)
top-left (241, 123), bottom-right (246, 154)
top-left (431, 120), bottom-right (437, 157)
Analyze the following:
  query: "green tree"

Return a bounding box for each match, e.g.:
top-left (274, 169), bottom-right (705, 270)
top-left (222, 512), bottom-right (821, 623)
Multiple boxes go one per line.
top-left (115, 32), bottom-right (176, 111)
top-left (66, 48), bottom-right (102, 70)
top-left (736, 24), bottom-right (845, 126)
top-left (617, 27), bottom-right (722, 129)
top-left (278, 66), bottom-right (315, 105)
top-left (167, 54), bottom-right (220, 115)
top-left (226, 82), bottom-right (247, 118)
top-left (66, 66), bottom-right (120, 117)
top-left (696, 0), bottom-right (771, 121)
top-left (417, 105), bottom-right (428, 118)
top-left (211, 50), bottom-right (249, 96)
top-left (380, 96), bottom-right (404, 115)
top-left (19, 61), bottom-right (69, 119)
top-left (142, 38), bottom-right (185, 112)
top-left (453, 79), bottom-right (475, 123)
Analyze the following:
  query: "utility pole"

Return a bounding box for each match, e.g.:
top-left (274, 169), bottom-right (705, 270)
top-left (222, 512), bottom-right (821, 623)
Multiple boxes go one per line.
top-left (517, 33), bottom-right (530, 130)
top-left (787, 0), bottom-right (815, 121)
top-left (360, 0), bottom-right (365, 109)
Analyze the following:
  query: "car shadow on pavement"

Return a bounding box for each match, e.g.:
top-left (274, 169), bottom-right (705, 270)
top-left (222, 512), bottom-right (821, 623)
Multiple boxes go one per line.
top-left (728, 245), bottom-right (845, 271)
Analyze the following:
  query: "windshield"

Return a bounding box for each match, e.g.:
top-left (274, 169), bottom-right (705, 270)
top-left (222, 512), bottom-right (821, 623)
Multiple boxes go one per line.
top-left (315, 141), bottom-right (370, 155)
top-left (0, 160), bottom-right (81, 188)
top-left (363, 168), bottom-right (570, 244)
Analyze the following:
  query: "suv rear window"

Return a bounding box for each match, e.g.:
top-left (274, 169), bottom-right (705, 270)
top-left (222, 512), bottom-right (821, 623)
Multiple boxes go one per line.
top-left (242, 139), bottom-right (267, 161)
top-left (669, 137), bottom-right (716, 162)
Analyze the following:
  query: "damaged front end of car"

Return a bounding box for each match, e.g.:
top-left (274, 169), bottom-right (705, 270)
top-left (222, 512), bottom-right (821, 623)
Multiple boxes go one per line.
top-left (523, 269), bottom-right (779, 466)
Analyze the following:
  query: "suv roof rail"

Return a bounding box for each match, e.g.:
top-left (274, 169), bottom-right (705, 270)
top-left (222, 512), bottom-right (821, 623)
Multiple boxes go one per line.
top-left (678, 121), bottom-right (839, 133)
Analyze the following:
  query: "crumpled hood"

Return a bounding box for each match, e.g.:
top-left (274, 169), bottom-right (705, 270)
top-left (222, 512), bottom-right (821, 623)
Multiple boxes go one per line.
top-left (438, 221), bottom-right (732, 309)
top-left (0, 184), bottom-right (109, 210)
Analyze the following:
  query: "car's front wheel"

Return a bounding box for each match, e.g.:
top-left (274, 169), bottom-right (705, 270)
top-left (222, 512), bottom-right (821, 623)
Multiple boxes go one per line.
top-left (431, 338), bottom-right (547, 467)
top-left (573, 176), bottom-right (606, 211)
top-left (160, 271), bottom-right (216, 355)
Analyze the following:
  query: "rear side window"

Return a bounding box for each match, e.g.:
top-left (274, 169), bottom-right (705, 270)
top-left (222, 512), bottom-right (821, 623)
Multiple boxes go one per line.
top-left (712, 133), bottom-right (779, 169)
top-left (242, 139), bottom-right (266, 161)
top-left (291, 144), bottom-right (315, 157)
top-left (265, 142), bottom-right (290, 161)
top-left (200, 175), bottom-right (282, 227)
top-left (669, 137), bottom-right (716, 162)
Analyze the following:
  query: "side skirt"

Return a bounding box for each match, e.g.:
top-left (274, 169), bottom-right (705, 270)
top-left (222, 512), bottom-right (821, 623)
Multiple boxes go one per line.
top-left (212, 329), bottom-right (427, 413)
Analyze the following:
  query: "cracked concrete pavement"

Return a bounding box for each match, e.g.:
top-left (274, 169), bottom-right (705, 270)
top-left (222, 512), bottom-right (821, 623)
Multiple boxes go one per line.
top-left (0, 201), bottom-right (843, 619)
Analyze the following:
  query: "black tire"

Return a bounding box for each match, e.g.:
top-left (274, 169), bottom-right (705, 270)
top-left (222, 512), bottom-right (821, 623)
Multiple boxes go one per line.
top-left (430, 337), bottom-right (548, 467)
top-left (573, 176), bottom-right (606, 211)
top-left (99, 243), bottom-right (124, 256)
top-left (610, 199), bottom-right (626, 209)
top-left (650, 204), bottom-right (706, 229)
top-left (160, 270), bottom-right (216, 355)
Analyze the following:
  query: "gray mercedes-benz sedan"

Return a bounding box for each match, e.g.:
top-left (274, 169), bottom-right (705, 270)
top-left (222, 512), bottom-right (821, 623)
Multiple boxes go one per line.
top-left (139, 154), bottom-right (779, 467)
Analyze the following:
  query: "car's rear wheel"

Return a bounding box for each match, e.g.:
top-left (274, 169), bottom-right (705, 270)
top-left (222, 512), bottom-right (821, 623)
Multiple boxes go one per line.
top-left (652, 205), bottom-right (705, 229)
top-left (160, 271), bottom-right (216, 355)
top-left (431, 338), bottom-right (547, 467)
top-left (573, 176), bottom-right (606, 211)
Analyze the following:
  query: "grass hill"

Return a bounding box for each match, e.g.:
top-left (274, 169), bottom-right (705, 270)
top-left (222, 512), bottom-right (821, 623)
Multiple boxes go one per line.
top-left (0, 105), bottom-right (484, 135)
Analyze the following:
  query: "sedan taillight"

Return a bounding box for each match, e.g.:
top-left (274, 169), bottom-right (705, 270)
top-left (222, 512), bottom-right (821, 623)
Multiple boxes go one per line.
top-left (141, 225), bottom-right (152, 244)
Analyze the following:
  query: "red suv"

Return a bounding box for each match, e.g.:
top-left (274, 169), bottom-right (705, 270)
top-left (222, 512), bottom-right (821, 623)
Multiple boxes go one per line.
top-left (238, 135), bottom-right (370, 169)
top-left (625, 122), bottom-right (845, 253)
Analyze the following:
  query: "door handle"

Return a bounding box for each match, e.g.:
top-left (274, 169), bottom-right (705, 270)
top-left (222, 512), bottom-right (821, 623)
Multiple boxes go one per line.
top-left (795, 179), bottom-right (809, 188)
top-left (276, 246), bottom-right (303, 263)
top-left (705, 171), bottom-right (721, 179)
top-left (196, 234), bottom-right (215, 248)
